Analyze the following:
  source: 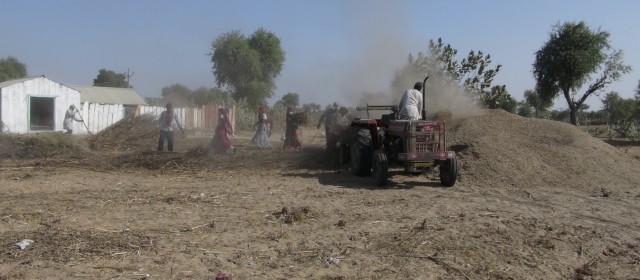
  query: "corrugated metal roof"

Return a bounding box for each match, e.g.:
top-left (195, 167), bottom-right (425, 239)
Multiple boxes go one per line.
top-left (70, 85), bottom-right (147, 105)
top-left (0, 76), bottom-right (45, 88)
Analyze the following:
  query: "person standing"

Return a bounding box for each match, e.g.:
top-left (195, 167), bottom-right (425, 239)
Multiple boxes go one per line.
top-left (398, 82), bottom-right (423, 120)
top-left (210, 107), bottom-right (235, 154)
top-left (283, 106), bottom-right (302, 151)
top-left (252, 106), bottom-right (272, 148)
top-left (317, 102), bottom-right (339, 151)
top-left (328, 107), bottom-right (351, 163)
top-left (157, 103), bottom-right (184, 152)
top-left (63, 105), bottom-right (83, 134)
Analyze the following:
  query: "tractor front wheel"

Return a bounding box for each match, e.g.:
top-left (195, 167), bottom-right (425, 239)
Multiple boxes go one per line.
top-left (439, 158), bottom-right (458, 187)
top-left (372, 150), bottom-right (389, 186)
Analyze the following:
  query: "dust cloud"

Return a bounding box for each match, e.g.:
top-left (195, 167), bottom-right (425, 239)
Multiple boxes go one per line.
top-left (335, 1), bottom-right (481, 120)
top-left (283, 0), bottom-right (481, 120)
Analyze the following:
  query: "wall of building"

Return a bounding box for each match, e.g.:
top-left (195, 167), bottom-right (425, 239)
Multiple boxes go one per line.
top-left (0, 77), bottom-right (80, 133)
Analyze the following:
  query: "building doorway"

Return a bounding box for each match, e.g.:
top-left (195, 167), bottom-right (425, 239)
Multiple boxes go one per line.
top-left (30, 96), bottom-right (55, 131)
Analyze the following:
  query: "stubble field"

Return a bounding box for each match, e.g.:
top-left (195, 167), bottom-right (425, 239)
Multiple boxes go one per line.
top-left (1, 110), bottom-right (639, 279)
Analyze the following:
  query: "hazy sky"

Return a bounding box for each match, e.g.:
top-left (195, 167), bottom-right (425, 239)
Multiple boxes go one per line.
top-left (2, 0), bottom-right (639, 110)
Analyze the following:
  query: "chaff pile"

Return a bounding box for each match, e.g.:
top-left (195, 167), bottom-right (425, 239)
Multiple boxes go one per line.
top-left (0, 132), bottom-right (90, 159)
top-left (88, 114), bottom-right (158, 152)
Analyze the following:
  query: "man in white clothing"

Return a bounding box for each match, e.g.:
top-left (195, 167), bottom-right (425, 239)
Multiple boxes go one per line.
top-left (63, 105), bottom-right (83, 134)
top-left (157, 103), bottom-right (184, 152)
top-left (397, 82), bottom-right (423, 120)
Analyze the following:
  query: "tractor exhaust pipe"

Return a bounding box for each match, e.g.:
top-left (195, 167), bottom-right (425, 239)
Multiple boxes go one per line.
top-left (422, 76), bottom-right (429, 120)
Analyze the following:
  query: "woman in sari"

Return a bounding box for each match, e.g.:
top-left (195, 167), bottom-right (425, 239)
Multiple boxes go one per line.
top-left (252, 106), bottom-right (272, 148)
top-left (282, 106), bottom-right (302, 151)
top-left (210, 107), bottom-right (235, 154)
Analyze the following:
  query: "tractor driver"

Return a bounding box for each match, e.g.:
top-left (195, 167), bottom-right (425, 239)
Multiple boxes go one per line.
top-left (397, 82), bottom-right (423, 120)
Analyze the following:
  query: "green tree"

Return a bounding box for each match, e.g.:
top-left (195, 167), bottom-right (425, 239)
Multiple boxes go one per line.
top-left (500, 93), bottom-right (518, 113)
top-left (210, 28), bottom-right (285, 109)
top-left (601, 91), bottom-right (635, 123)
top-left (517, 101), bottom-right (534, 117)
top-left (162, 83), bottom-right (192, 100)
top-left (93, 69), bottom-right (130, 88)
top-left (482, 85), bottom-right (516, 112)
top-left (0, 56), bottom-right (28, 82)
top-left (550, 109), bottom-right (569, 122)
top-left (524, 90), bottom-right (553, 118)
top-left (280, 92), bottom-right (300, 107)
top-left (192, 87), bottom-right (232, 106)
top-left (533, 21), bottom-right (631, 125)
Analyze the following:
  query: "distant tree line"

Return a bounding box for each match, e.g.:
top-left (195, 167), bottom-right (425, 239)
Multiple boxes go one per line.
top-left (2, 20), bottom-right (635, 133)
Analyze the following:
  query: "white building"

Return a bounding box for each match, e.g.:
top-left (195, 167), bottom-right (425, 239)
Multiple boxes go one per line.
top-left (0, 76), bottom-right (81, 133)
top-left (0, 76), bottom-right (147, 134)
top-left (71, 85), bottom-right (147, 134)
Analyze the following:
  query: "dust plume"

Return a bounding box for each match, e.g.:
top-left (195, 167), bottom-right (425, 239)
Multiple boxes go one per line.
top-left (338, 1), bottom-right (481, 120)
top-left (357, 56), bottom-right (482, 120)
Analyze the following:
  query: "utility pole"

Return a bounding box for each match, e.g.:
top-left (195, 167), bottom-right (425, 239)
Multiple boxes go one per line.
top-left (124, 68), bottom-right (134, 88)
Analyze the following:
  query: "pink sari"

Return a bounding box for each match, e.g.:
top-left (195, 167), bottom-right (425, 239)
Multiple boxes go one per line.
top-left (211, 108), bottom-right (234, 154)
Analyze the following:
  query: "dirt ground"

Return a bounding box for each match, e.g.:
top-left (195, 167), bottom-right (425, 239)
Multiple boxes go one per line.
top-left (1, 110), bottom-right (640, 280)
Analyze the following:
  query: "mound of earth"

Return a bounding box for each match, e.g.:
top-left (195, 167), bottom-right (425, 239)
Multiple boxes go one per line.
top-left (88, 114), bottom-right (158, 152)
top-left (449, 109), bottom-right (640, 189)
top-left (0, 133), bottom-right (91, 159)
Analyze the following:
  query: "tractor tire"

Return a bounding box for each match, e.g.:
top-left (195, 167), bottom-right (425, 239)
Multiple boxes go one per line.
top-left (372, 150), bottom-right (389, 187)
top-left (350, 128), bottom-right (373, 176)
top-left (439, 158), bottom-right (458, 187)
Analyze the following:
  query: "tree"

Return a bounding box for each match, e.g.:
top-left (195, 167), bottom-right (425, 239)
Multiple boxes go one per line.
top-left (517, 101), bottom-right (534, 117)
top-left (499, 93), bottom-right (518, 113)
top-left (210, 28), bottom-right (285, 109)
top-left (524, 90), bottom-right (553, 118)
top-left (601, 91), bottom-right (635, 123)
top-left (482, 85), bottom-right (516, 112)
top-left (192, 87), bottom-right (232, 106)
top-left (162, 83), bottom-right (192, 100)
top-left (392, 38), bottom-right (504, 107)
top-left (533, 21), bottom-right (631, 125)
top-left (93, 69), bottom-right (130, 88)
top-left (0, 56), bottom-right (27, 82)
top-left (280, 92), bottom-right (300, 107)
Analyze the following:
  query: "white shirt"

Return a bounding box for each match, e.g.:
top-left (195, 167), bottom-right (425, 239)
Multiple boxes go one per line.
top-left (398, 89), bottom-right (423, 120)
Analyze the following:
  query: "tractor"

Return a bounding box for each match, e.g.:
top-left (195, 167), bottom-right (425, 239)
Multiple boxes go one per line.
top-left (339, 77), bottom-right (458, 187)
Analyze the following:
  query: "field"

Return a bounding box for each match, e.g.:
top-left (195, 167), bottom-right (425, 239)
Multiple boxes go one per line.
top-left (1, 110), bottom-right (639, 279)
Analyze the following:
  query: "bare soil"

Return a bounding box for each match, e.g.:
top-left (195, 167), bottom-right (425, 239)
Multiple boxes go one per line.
top-left (1, 110), bottom-right (639, 279)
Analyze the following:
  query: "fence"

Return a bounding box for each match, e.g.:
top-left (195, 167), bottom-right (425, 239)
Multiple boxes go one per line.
top-left (76, 103), bottom-right (235, 135)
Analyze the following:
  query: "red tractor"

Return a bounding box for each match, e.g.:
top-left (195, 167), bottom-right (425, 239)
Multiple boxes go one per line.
top-left (341, 77), bottom-right (458, 187)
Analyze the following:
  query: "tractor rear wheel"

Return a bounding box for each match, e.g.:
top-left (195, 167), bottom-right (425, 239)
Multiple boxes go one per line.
top-left (439, 158), bottom-right (458, 187)
top-left (350, 128), bottom-right (373, 176)
top-left (372, 150), bottom-right (388, 186)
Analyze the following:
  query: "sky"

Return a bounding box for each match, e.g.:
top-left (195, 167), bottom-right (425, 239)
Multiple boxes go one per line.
top-left (2, 0), bottom-right (639, 111)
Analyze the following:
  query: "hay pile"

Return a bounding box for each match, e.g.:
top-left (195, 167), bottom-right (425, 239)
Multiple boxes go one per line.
top-left (88, 114), bottom-right (158, 152)
top-left (448, 109), bottom-right (640, 189)
top-left (0, 133), bottom-right (90, 159)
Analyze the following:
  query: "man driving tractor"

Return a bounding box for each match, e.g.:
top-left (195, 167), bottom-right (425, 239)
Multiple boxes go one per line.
top-left (397, 82), bottom-right (424, 120)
